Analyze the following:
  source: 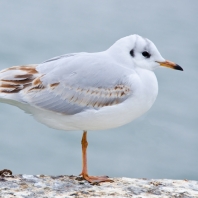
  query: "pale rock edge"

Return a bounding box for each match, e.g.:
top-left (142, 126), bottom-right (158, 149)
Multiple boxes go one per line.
top-left (0, 174), bottom-right (198, 198)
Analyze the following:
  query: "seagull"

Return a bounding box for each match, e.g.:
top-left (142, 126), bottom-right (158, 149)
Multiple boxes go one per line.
top-left (0, 34), bottom-right (183, 183)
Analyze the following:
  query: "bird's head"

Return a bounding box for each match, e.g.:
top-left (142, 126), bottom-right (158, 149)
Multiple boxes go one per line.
top-left (108, 34), bottom-right (183, 71)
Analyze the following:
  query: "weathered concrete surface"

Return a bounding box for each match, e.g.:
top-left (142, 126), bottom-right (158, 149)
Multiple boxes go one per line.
top-left (0, 174), bottom-right (198, 198)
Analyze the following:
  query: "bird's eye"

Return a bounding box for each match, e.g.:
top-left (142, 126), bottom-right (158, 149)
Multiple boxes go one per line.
top-left (142, 51), bottom-right (151, 58)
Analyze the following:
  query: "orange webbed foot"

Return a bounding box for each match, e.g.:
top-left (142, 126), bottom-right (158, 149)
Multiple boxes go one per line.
top-left (79, 173), bottom-right (113, 184)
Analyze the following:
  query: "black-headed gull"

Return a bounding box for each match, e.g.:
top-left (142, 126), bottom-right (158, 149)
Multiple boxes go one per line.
top-left (0, 34), bottom-right (183, 183)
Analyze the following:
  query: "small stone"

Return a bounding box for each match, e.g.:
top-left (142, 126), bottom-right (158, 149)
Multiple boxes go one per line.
top-left (70, 193), bottom-right (78, 196)
top-left (150, 181), bottom-right (163, 186)
top-left (75, 176), bottom-right (84, 181)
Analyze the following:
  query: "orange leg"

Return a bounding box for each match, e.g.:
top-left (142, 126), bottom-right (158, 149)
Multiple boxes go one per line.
top-left (79, 131), bottom-right (113, 183)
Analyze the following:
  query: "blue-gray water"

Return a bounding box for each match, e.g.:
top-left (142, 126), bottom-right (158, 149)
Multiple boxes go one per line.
top-left (0, 1), bottom-right (197, 180)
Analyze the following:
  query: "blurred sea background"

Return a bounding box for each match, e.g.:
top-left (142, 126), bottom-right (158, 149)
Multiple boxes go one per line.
top-left (0, 0), bottom-right (197, 180)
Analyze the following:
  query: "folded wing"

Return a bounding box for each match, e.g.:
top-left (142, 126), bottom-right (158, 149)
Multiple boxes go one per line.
top-left (0, 53), bottom-right (133, 115)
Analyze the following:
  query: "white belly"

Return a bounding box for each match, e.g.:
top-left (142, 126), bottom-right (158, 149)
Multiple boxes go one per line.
top-left (27, 69), bottom-right (158, 131)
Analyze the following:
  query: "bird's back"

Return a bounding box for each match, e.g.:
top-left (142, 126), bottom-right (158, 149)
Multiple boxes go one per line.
top-left (0, 52), bottom-right (134, 114)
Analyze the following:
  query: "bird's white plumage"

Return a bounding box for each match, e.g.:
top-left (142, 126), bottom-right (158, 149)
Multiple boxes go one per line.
top-left (0, 34), bottom-right (163, 130)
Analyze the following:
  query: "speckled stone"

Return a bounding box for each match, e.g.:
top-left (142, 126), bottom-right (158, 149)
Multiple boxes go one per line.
top-left (0, 174), bottom-right (198, 198)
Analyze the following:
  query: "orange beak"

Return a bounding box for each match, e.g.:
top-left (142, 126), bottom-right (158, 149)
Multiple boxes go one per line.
top-left (156, 60), bottom-right (183, 71)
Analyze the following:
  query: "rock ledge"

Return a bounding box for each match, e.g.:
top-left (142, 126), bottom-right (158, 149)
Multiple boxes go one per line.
top-left (0, 174), bottom-right (198, 197)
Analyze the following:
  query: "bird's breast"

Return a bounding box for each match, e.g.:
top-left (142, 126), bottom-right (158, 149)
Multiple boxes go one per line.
top-left (130, 68), bottom-right (158, 117)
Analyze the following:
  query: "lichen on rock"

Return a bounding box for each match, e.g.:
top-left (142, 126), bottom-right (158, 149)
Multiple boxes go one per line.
top-left (0, 173), bottom-right (198, 197)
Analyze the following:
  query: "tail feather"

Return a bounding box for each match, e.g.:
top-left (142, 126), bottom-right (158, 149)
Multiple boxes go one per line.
top-left (0, 64), bottom-right (38, 101)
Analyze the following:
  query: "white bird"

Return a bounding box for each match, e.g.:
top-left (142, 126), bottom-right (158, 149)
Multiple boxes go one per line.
top-left (0, 34), bottom-right (183, 183)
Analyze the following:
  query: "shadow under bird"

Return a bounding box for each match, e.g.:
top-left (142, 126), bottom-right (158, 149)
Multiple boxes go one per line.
top-left (0, 34), bottom-right (183, 183)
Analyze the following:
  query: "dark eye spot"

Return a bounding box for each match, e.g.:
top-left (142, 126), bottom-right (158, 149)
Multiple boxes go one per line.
top-left (142, 51), bottom-right (151, 58)
top-left (130, 49), bottom-right (134, 57)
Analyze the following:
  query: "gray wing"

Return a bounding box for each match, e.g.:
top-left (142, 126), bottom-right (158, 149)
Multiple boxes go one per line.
top-left (1, 53), bottom-right (134, 115)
